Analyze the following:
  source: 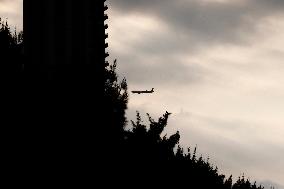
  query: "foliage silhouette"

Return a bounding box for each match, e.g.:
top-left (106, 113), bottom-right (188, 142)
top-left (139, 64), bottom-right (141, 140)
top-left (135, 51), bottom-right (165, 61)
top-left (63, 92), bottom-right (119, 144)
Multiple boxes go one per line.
top-left (105, 59), bottom-right (128, 137)
top-left (121, 111), bottom-right (267, 189)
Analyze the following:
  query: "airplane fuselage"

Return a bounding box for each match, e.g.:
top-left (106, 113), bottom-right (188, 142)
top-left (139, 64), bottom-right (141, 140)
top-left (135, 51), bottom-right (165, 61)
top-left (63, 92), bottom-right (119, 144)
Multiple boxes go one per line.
top-left (131, 88), bottom-right (154, 94)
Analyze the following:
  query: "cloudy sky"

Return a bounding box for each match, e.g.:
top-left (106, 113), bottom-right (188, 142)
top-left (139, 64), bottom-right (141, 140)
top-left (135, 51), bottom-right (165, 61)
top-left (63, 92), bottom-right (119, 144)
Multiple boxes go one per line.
top-left (0, 0), bottom-right (283, 188)
top-left (106, 0), bottom-right (284, 187)
top-left (0, 0), bottom-right (22, 29)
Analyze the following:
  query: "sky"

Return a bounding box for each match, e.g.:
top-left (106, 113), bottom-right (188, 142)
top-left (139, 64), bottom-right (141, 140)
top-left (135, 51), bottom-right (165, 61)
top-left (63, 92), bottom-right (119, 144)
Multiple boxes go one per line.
top-left (0, 0), bottom-right (22, 30)
top-left (0, 0), bottom-right (283, 188)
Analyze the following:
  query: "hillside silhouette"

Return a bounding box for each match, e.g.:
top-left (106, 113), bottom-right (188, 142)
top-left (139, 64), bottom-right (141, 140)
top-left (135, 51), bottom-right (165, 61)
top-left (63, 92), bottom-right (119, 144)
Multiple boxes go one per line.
top-left (0, 2), bottom-right (273, 188)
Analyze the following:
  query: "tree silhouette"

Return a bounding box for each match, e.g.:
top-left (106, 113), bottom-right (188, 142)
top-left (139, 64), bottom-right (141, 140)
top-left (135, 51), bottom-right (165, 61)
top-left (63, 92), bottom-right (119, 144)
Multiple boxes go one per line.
top-left (121, 111), bottom-right (267, 189)
top-left (105, 59), bottom-right (128, 136)
top-left (0, 18), bottom-right (23, 80)
top-left (123, 111), bottom-right (180, 161)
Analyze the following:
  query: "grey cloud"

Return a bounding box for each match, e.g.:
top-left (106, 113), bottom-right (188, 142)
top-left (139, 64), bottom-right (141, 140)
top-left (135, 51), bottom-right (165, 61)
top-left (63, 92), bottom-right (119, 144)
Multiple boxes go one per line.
top-left (108, 0), bottom-right (284, 89)
top-left (109, 0), bottom-right (284, 47)
top-left (109, 53), bottom-right (210, 87)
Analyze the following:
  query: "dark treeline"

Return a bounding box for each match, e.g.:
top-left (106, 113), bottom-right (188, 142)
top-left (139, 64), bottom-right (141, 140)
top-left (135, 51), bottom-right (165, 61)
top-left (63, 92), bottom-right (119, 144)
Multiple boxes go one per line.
top-left (1, 18), bottom-right (271, 189)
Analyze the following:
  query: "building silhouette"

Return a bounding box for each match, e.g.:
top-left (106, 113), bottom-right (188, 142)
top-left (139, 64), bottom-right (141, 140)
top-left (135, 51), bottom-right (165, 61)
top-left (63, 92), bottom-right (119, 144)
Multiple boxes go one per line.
top-left (23, 0), bottom-right (108, 85)
top-left (22, 0), bottom-right (109, 168)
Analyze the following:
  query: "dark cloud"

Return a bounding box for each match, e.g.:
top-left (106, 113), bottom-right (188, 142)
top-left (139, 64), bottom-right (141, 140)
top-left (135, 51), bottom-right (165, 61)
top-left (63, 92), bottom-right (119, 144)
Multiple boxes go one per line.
top-left (109, 0), bottom-right (284, 47)
top-left (107, 0), bottom-right (284, 87)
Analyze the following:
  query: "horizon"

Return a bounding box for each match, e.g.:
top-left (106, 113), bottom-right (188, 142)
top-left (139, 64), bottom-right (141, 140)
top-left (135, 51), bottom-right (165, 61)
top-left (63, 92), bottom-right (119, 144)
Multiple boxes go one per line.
top-left (0, 0), bottom-right (283, 188)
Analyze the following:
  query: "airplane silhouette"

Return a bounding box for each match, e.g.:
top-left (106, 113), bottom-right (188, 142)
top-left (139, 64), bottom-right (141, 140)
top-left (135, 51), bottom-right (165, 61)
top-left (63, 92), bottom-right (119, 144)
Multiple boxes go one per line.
top-left (132, 88), bottom-right (154, 94)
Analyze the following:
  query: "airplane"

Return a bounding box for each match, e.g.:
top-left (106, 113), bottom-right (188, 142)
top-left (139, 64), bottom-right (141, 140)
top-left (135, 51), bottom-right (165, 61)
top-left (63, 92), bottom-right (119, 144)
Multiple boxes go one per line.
top-left (131, 88), bottom-right (154, 94)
